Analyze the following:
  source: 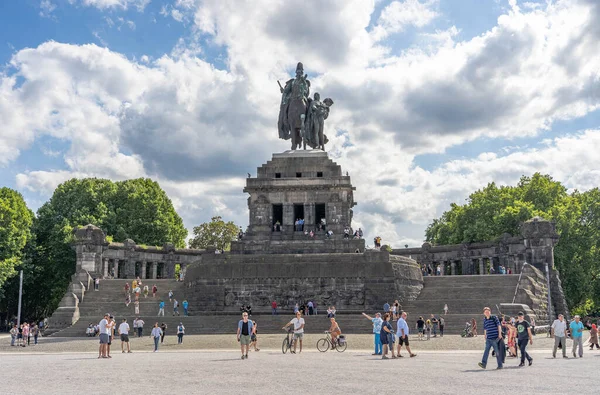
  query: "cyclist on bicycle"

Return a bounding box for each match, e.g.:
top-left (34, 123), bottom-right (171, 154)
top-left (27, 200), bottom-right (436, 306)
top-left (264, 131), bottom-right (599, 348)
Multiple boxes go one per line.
top-left (329, 317), bottom-right (341, 346)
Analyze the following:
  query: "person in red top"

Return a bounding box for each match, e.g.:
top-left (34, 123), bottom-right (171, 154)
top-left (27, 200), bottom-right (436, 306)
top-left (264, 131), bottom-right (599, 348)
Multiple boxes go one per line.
top-left (152, 284), bottom-right (158, 298)
top-left (271, 301), bottom-right (278, 315)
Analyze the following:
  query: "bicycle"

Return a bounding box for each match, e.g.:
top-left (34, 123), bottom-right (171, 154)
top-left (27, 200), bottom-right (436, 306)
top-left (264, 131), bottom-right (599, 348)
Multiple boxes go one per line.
top-left (282, 327), bottom-right (295, 354)
top-left (317, 331), bottom-right (347, 352)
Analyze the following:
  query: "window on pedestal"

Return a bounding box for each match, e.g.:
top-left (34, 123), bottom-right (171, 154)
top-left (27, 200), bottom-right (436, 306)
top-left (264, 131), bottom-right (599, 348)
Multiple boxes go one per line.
top-left (296, 172), bottom-right (302, 178)
top-left (317, 172), bottom-right (323, 178)
top-left (315, 203), bottom-right (326, 226)
top-left (294, 204), bottom-right (305, 225)
top-left (275, 173), bottom-right (281, 178)
top-left (272, 204), bottom-right (283, 231)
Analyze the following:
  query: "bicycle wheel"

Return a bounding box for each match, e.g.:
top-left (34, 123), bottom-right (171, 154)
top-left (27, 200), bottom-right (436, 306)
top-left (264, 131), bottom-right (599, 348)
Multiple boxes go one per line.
top-left (316, 338), bottom-right (330, 352)
top-left (336, 341), bottom-right (347, 352)
top-left (282, 337), bottom-right (290, 354)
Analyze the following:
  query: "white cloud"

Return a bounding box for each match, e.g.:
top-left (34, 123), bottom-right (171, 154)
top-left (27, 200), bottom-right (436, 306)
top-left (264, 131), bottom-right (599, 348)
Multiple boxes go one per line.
top-left (371, 0), bottom-right (439, 41)
top-left (5, 0), bottom-right (600, 248)
top-left (39, 0), bottom-right (57, 18)
top-left (69, 0), bottom-right (150, 11)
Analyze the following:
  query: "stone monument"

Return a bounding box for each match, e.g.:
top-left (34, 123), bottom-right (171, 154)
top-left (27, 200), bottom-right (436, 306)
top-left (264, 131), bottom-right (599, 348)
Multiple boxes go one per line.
top-left (278, 62), bottom-right (334, 151)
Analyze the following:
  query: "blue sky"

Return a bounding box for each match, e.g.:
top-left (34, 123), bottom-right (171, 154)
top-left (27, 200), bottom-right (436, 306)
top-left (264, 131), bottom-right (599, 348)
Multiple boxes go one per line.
top-left (1, 0), bottom-right (600, 247)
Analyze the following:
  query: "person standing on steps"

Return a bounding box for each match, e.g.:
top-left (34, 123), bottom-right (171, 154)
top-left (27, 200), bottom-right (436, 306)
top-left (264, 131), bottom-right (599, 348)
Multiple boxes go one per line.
top-left (439, 316), bottom-right (445, 337)
top-left (237, 312), bottom-right (255, 359)
top-left (271, 300), bottom-right (278, 315)
top-left (173, 299), bottom-right (180, 316)
top-left (151, 323), bottom-right (162, 352)
top-left (444, 304), bottom-right (449, 315)
top-left (478, 307), bottom-right (503, 370)
top-left (152, 284), bottom-right (157, 298)
top-left (118, 318), bottom-right (131, 353)
top-left (182, 299), bottom-right (189, 316)
top-left (168, 290), bottom-right (174, 302)
top-left (158, 300), bottom-right (165, 316)
top-left (362, 312), bottom-right (383, 355)
top-left (570, 315), bottom-right (584, 358)
top-left (177, 322), bottom-right (185, 344)
top-left (283, 311), bottom-right (305, 354)
top-left (515, 312), bottom-right (533, 367)
top-left (397, 312), bottom-right (417, 358)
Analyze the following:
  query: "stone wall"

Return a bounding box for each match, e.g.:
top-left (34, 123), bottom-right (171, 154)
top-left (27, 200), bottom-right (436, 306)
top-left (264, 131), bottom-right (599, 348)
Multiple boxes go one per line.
top-left (184, 250), bottom-right (423, 312)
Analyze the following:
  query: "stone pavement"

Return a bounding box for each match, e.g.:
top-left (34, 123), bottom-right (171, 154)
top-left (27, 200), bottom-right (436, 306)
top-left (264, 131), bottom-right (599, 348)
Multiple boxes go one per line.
top-left (0, 346), bottom-right (596, 394)
top-left (0, 334), bottom-right (567, 353)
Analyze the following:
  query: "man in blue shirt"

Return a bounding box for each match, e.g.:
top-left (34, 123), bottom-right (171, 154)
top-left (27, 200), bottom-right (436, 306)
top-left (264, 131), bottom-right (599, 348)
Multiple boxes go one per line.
top-left (383, 302), bottom-right (390, 314)
top-left (362, 312), bottom-right (383, 355)
top-left (397, 312), bottom-right (417, 358)
top-left (570, 315), bottom-right (584, 358)
top-left (478, 307), bottom-right (503, 369)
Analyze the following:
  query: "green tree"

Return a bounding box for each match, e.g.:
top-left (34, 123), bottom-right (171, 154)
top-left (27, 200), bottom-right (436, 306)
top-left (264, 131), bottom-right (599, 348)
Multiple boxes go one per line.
top-left (0, 188), bottom-right (34, 292)
top-left (1, 177), bottom-right (187, 321)
top-left (189, 216), bottom-right (239, 251)
top-left (425, 173), bottom-right (600, 313)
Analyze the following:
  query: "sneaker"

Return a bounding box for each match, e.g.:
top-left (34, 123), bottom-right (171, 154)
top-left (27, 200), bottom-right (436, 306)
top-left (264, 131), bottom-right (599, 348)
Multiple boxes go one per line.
top-left (496, 366), bottom-right (503, 370)
top-left (382, 355), bottom-right (389, 360)
top-left (518, 362), bottom-right (524, 367)
top-left (241, 355), bottom-right (245, 360)
top-left (410, 354), bottom-right (417, 358)
top-left (563, 356), bottom-right (568, 359)
top-left (528, 359), bottom-right (533, 366)
top-left (245, 354), bottom-right (248, 359)
top-left (478, 362), bottom-right (486, 369)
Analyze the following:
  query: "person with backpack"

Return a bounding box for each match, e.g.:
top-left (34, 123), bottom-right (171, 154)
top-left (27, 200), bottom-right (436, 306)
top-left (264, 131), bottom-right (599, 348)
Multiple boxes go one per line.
top-left (478, 307), bottom-right (503, 370)
top-left (177, 322), bottom-right (185, 344)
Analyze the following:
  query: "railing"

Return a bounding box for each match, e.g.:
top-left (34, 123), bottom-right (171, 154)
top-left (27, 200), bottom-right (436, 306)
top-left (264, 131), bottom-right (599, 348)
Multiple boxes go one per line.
top-left (512, 262), bottom-right (528, 304)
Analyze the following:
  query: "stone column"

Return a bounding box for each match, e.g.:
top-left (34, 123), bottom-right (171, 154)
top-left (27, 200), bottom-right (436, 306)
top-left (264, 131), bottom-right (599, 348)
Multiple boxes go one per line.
top-left (114, 260), bottom-right (119, 279)
top-left (451, 261), bottom-right (456, 276)
top-left (103, 258), bottom-right (109, 278)
top-left (440, 262), bottom-right (446, 276)
top-left (479, 258), bottom-right (485, 275)
top-left (152, 262), bottom-right (158, 279)
top-left (141, 261), bottom-right (147, 279)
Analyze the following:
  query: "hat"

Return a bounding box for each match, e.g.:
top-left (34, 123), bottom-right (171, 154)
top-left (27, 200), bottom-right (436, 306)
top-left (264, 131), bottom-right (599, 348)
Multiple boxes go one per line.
top-left (104, 313), bottom-right (110, 317)
top-left (296, 62), bottom-right (304, 72)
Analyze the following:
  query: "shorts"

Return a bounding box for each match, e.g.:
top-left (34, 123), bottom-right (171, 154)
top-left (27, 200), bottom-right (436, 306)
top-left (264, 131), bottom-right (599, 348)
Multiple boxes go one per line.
top-left (108, 337), bottom-right (112, 345)
top-left (294, 333), bottom-right (304, 340)
top-left (251, 334), bottom-right (257, 341)
top-left (99, 334), bottom-right (109, 344)
top-left (418, 328), bottom-right (424, 334)
top-left (239, 334), bottom-right (251, 345)
top-left (399, 336), bottom-right (410, 346)
top-left (120, 334), bottom-right (129, 342)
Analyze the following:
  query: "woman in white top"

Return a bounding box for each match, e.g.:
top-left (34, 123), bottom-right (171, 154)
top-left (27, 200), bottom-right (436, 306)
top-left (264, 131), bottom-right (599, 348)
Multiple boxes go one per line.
top-left (444, 304), bottom-right (449, 315)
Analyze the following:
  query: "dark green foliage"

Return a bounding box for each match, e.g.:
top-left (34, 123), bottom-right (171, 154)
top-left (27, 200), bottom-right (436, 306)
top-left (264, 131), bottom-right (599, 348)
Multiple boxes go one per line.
top-left (189, 216), bottom-right (239, 251)
top-left (1, 178), bottom-right (187, 321)
top-left (425, 173), bottom-right (600, 314)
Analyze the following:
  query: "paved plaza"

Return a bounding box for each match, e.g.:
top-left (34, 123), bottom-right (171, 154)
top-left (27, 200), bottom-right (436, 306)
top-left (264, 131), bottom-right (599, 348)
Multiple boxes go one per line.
top-left (1, 335), bottom-right (597, 394)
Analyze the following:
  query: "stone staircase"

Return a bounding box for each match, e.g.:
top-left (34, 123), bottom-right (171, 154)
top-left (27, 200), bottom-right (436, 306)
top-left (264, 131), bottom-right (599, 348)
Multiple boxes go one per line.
top-left (399, 275), bottom-right (520, 333)
top-left (52, 275), bottom-right (523, 336)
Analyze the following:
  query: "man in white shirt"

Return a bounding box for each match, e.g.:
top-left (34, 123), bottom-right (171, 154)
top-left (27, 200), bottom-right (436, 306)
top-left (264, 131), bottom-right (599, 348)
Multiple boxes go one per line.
top-left (397, 312), bottom-right (417, 358)
top-left (118, 318), bottom-right (131, 354)
top-left (137, 318), bottom-right (145, 337)
top-left (551, 314), bottom-right (568, 358)
top-left (98, 313), bottom-right (110, 359)
top-left (283, 312), bottom-right (305, 354)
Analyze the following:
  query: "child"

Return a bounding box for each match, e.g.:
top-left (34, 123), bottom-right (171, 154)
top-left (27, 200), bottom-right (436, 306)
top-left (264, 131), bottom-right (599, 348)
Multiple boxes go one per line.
top-left (425, 319), bottom-right (431, 340)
